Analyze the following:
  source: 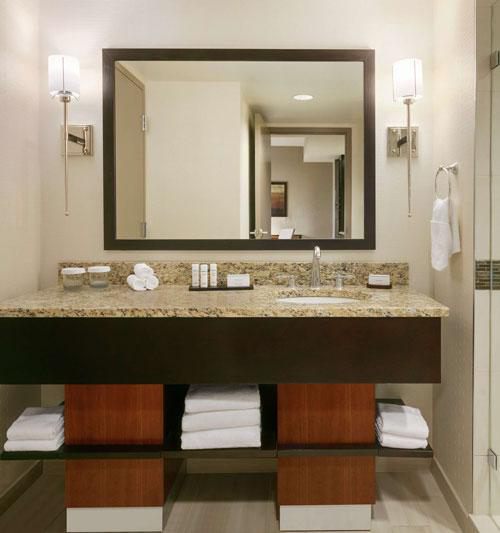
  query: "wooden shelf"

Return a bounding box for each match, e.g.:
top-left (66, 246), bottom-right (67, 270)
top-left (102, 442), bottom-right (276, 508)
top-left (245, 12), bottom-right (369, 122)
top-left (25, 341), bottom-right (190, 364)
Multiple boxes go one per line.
top-left (0, 395), bottom-right (432, 461)
top-left (376, 398), bottom-right (433, 458)
top-left (278, 443), bottom-right (377, 457)
top-left (163, 384), bottom-right (277, 458)
top-left (0, 444), bottom-right (164, 461)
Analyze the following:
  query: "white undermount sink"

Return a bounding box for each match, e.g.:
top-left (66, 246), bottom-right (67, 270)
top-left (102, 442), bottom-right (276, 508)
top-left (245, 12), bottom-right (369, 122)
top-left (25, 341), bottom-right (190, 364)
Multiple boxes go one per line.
top-left (277, 296), bottom-right (359, 305)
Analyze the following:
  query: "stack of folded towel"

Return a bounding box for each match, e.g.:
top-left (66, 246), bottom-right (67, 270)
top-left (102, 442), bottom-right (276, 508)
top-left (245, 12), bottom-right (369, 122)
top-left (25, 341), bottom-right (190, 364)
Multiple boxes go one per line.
top-left (4, 406), bottom-right (64, 452)
top-left (181, 384), bottom-right (261, 450)
top-left (376, 402), bottom-right (429, 449)
top-left (127, 263), bottom-right (160, 291)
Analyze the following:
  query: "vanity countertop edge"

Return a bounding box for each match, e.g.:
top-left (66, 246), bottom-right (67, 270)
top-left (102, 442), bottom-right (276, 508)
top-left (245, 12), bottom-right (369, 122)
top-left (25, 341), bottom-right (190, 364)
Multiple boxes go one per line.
top-left (0, 284), bottom-right (449, 319)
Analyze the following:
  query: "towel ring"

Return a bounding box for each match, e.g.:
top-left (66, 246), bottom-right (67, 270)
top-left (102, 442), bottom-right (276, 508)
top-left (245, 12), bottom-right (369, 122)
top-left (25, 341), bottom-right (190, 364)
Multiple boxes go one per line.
top-left (435, 163), bottom-right (458, 198)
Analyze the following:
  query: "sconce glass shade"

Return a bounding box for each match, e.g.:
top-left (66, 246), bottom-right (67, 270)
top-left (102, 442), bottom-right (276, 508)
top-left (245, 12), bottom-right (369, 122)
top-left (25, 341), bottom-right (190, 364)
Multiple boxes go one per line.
top-left (48, 55), bottom-right (80, 100)
top-left (393, 58), bottom-right (423, 102)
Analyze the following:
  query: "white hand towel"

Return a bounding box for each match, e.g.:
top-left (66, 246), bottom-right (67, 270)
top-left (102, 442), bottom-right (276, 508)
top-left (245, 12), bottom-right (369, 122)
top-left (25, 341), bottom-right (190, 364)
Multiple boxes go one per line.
top-left (182, 408), bottom-right (261, 432)
top-left (450, 194), bottom-right (461, 255)
top-left (145, 275), bottom-right (159, 290)
top-left (376, 403), bottom-right (429, 440)
top-left (134, 263), bottom-right (154, 279)
top-left (185, 385), bottom-right (260, 414)
top-left (181, 425), bottom-right (261, 450)
top-left (127, 274), bottom-right (146, 291)
top-left (7, 406), bottom-right (64, 441)
top-left (4, 429), bottom-right (64, 452)
top-left (376, 428), bottom-right (428, 450)
top-left (431, 197), bottom-right (460, 271)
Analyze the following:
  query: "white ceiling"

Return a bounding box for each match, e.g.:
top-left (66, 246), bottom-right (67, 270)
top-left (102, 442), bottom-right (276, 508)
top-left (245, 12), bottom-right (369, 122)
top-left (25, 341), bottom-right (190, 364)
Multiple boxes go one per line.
top-left (271, 134), bottom-right (345, 163)
top-left (271, 136), bottom-right (306, 147)
top-left (120, 60), bottom-right (364, 123)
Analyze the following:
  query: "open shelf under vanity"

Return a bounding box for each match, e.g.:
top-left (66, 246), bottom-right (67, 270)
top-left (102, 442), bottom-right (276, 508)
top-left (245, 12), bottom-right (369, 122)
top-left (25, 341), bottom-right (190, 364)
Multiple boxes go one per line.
top-left (0, 392), bottom-right (433, 461)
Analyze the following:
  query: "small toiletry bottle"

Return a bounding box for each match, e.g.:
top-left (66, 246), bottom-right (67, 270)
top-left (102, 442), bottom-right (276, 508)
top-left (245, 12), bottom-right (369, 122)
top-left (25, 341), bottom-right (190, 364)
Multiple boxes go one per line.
top-left (210, 263), bottom-right (218, 288)
top-left (200, 264), bottom-right (209, 288)
top-left (192, 264), bottom-right (200, 288)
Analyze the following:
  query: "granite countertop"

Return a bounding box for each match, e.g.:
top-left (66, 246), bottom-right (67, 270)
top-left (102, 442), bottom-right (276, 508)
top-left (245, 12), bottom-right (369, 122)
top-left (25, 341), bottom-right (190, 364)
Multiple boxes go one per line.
top-left (0, 284), bottom-right (449, 318)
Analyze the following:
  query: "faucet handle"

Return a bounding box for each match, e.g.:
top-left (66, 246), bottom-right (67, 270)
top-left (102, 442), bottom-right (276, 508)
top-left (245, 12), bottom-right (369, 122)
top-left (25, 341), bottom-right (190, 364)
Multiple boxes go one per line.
top-left (333, 272), bottom-right (354, 289)
top-left (277, 274), bottom-right (296, 288)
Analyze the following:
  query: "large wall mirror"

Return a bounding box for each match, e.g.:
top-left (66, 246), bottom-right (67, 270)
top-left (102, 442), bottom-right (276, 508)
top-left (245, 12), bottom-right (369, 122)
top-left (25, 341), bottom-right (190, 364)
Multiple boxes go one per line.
top-left (103, 49), bottom-right (375, 250)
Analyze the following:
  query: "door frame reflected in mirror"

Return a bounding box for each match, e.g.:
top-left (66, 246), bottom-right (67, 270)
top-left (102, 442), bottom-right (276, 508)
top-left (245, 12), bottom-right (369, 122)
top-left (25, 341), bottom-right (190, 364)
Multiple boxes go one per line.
top-left (103, 48), bottom-right (375, 250)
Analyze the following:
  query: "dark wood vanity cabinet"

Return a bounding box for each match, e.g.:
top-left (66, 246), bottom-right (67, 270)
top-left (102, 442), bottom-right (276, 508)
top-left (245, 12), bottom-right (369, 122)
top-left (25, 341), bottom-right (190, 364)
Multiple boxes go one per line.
top-left (0, 314), bottom-right (442, 527)
top-left (277, 384), bottom-right (376, 506)
top-left (0, 317), bottom-right (441, 384)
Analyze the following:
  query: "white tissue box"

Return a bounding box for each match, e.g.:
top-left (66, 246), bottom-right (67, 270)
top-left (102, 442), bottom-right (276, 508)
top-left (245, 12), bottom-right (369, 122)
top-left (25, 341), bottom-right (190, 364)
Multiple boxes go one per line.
top-left (227, 274), bottom-right (251, 288)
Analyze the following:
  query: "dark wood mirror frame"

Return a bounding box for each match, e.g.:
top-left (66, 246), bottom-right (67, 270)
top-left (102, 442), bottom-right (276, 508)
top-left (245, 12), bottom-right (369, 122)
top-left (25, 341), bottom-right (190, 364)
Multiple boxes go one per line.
top-left (103, 48), bottom-right (375, 250)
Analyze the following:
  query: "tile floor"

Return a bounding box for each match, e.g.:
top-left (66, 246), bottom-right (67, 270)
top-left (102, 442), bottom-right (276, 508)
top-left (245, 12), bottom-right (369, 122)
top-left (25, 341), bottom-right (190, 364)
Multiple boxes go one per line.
top-left (0, 469), bottom-right (462, 532)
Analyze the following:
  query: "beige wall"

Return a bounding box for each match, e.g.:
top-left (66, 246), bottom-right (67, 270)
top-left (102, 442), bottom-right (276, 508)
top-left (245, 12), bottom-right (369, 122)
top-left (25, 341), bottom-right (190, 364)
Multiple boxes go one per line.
top-left (268, 122), bottom-right (365, 239)
top-left (144, 80), bottom-right (243, 239)
top-left (350, 122), bottom-right (364, 239)
top-left (473, 1), bottom-right (493, 517)
top-left (270, 146), bottom-right (333, 238)
top-left (0, 0), bottom-right (41, 494)
top-left (432, 0), bottom-right (476, 516)
top-left (37, 0), bottom-right (437, 445)
top-left (239, 98), bottom-right (250, 238)
top-left (38, 0), bottom-right (435, 290)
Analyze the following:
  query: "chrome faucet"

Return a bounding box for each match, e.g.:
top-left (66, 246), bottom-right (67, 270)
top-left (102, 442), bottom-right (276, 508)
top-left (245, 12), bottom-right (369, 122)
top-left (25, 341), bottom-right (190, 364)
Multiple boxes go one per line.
top-left (311, 246), bottom-right (321, 288)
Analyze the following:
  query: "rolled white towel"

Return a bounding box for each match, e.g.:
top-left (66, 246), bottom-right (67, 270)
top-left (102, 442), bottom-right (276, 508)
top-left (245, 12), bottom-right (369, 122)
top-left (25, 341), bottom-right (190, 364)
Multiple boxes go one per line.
top-left (4, 428), bottom-right (64, 452)
top-left (182, 408), bottom-right (261, 432)
top-left (185, 384), bottom-right (260, 414)
top-left (127, 274), bottom-right (146, 291)
top-left (376, 427), bottom-right (428, 450)
top-left (134, 263), bottom-right (154, 279)
top-left (7, 406), bottom-right (64, 441)
top-left (376, 402), bottom-right (429, 440)
top-left (181, 425), bottom-right (261, 450)
top-left (145, 275), bottom-right (159, 290)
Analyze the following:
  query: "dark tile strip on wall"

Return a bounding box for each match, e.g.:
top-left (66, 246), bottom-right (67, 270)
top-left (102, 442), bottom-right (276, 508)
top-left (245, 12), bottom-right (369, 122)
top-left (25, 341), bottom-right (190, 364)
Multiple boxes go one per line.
top-left (494, 261), bottom-right (500, 290)
top-left (475, 260), bottom-right (500, 290)
top-left (475, 261), bottom-right (490, 290)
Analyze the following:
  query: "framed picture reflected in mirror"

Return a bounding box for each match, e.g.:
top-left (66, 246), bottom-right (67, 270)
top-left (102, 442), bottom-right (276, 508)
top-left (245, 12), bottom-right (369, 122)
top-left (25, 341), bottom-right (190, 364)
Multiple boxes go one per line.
top-left (271, 182), bottom-right (288, 217)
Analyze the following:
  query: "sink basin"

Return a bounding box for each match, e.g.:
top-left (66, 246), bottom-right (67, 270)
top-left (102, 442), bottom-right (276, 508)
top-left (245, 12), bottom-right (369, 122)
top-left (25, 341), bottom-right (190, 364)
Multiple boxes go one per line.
top-left (277, 296), bottom-right (359, 305)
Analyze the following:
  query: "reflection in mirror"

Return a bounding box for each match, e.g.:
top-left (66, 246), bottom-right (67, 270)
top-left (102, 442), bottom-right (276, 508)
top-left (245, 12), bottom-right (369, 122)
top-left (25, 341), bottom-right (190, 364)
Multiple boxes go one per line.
top-left (114, 61), bottom-right (364, 240)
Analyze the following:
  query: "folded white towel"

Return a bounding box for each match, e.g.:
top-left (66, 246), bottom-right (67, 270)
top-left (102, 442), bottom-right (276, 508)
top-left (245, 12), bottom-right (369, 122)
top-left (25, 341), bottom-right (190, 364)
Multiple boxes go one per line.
top-left (144, 275), bottom-right (159, 290)
top-left (376, 403), bottom-right (429, 440)
top-left (4, 428), bottom-right (64, 452)
top-left (127, 274), bottom-right (146, 291)
top-left (185, 385), bottom-right (260, 414)
top-left (182, 408), bottom-right (261, 432)
top-left (376, 428), bottom-right (428, 450)
top-left (134, 263), bottom-right (154, 279)
top-left (181, 425), bottom-right (261, 450)
top-left (7, 406), bottom-right (64, 441)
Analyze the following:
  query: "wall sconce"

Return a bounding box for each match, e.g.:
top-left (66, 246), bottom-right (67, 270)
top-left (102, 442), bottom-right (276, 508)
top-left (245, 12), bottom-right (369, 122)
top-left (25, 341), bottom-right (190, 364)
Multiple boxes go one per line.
top-left (49, 55), bottom-right (92, 216)
top-left (390, 58), bottom-right (423, 218)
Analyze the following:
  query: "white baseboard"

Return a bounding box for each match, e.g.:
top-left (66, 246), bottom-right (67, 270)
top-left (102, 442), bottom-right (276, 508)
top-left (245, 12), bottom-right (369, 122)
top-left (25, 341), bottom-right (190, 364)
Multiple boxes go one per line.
top-left (470, 514), bottom-right (500, 533)
top-left (0, 461), bottom-right (42, 515)
top-left (431, 459), bottom-right (475, 533)
top-left (67, 507), bottom-right (164, 532)
top-left (279, 504), bottom-right (371, 531)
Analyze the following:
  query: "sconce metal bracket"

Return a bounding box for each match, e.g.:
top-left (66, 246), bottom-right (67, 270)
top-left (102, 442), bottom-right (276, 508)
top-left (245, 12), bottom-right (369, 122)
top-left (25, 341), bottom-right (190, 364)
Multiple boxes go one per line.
top-left (387, 126), bottom-right (418, 158)
top-left (60, 124), bottom-right (93, 156)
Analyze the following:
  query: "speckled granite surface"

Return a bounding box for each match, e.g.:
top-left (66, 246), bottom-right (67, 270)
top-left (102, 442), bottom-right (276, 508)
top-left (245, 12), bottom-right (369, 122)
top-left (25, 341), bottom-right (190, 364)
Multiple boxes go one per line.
top-left (58, 261), bottom-right (410, 287)
top-left (0, 284), bottom-right (448, 318)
